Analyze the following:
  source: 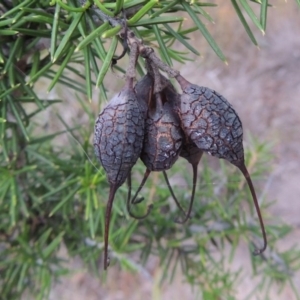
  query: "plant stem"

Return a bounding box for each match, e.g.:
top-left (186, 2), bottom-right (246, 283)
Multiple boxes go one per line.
top-left (94, 7), bottom-right (180, 78)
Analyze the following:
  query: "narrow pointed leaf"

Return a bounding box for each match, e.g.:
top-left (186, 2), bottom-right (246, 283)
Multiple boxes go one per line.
top-left (194, 3), bottom-right (215, 23)
top-left (39, 178), bottom-right (77, 200)
top-left (0, 0), bottom-right (35, 19)
top-left (20, 8), bottom-right (69, 29)
top-left (0, 84), bottom-right (21, 99)
top-left (56, 0), bottom-right (89, 12)
top-left (240, 0), bottom-right (264, 33)
top-left (260, 0), bottom-right (268, 30)
top-left (28, 127), bottom-right (78, 145)
top-left (48, 45), bottom-right (76, 92)
top-left (127, 0), bottom-right (158, 25)
top-left (163, 23), bottom-right (200, 55)
top-left (114, 0), bottom-right (124, 14)
top-left (83, 47), bottom-right (92, 101)
top-left (133, 16), bottom-right (184, 26)
top-left (4, 37), bottom-right (23, 73)
top-left (53, 12), bottom-right (83, 62)
top-left (28, 60), bottom-right (53, 84)
top-left (153, 24), bottom-right (172, 65)
top-left (76, 21), bottom-right (109, 51)
top-left (179, 26), bottom-right (198, 35)
top-left (88, 49), bottom-right (108, 100)
top-left (49, 188), bottom-right (79, 216)
top-left (51, 3), bottom-right (61, 60)
top-left (7, 97), bottom-right (29, 141)
top-left (15, 72), bottom-right (44, 110)
top-left (96, 36), bottom-right (118, 87)
top-left (44, 71), bottom-right (86, 94)
top-left (8, 66), bottom-right (16, 87)
top-left (42, 232), bottom-right (65, 259)
top-left (94, 0), bottom-right (114, 16)
top-left (17, 264), bottom-right (29, 292)
top-left (181, 1), bottom-right (227, 62)
top-left (29, 51), bottom-right (41, 83)
top-left (13, 28), bottom-right (51, 37)
top-left (0, 29), bottom-right (18, 35)
top-left (123, 0), bottom-right (146, 10)
top-left (0, 18), bottom-right (14, 27)
top-left (167, 49), bottom-right (190, 63)
top-left (150, 0), bottom-right (179, 18)
top-left (102, 25), bottom-right (122, 38)
top-left (86, 15), bottom-right (107, 61)
top-left (231, 0), bottom-right (258, 46)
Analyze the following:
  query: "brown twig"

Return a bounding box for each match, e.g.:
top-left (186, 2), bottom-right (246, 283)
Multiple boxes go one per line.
top-left (95, 8), bottom-right (180, 78)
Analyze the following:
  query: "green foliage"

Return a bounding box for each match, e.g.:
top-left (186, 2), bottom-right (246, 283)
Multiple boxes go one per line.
top-left (1, 0), bottom-right (300, 299)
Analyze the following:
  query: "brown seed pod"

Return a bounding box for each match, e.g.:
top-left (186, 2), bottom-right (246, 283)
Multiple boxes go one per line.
top-left (93, 43), bottom-right (144, 270)
top-left (134, 72), bottom-right (153, 118)
top-left (139, 62), bottom-right (182, 172)
top-left (94, 78), bottom-right (144, 186)
top-left (175, 74), bottom-right (267, 254)
top-left (127, 71), bottom-right (189, 219)
top-left (140, 91), bottom-right (182, 171)
top-left (163, 81), bottom-right (204, 223)
top-left (94, 77), bottom-right (144, 269)
top-left (126, 73), bottom-right (154, 219)
top-left (175, 75), bottom-right (243, 163)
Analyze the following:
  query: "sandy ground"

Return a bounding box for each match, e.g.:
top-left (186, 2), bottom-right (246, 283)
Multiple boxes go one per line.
top-left (41, 1), bottom-right (300, 299)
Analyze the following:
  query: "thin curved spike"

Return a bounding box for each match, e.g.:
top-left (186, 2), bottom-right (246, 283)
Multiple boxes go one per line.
top-left (104, 184), bottom-right (118, 270)
top-left (126, 170), bottom-right (153, 219)
top-left (168, 145), bottom-right (203, 224)
top-left (132, 196), bottom-right (145, 204)
top-left (162, 170), bottom-right (188, 220)
top-left (131, 169), bottom-right (151, 204)
top-left (237, 162), bottom-right (267, 255)
top-left (174, 163), bottom-right (198, 224)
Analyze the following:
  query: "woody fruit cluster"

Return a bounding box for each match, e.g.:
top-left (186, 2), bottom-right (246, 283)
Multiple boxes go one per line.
top-left (93, 38), bottom-right (267, 270)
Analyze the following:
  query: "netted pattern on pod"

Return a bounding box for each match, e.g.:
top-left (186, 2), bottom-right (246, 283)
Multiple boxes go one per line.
top-left (178, 78), bottom-right (244, 164)
top-left (94, 86), bottom-right (144, 187)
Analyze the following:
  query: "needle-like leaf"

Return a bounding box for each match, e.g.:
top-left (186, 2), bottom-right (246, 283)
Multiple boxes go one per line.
top-left (163, 23), bottom-right (200, 55)
top-left (240, 0), bottom-right (264, 33)
top-left (231, 0), bottom-right (258, 46)
top-left (182, 1), bottom-right (227, 62)
top-left (96, 36), bottom-right (118, 87)
top-left (260, 0), bottom-right (268, 30)
top-left (53, 12), bottom-right (83, 62)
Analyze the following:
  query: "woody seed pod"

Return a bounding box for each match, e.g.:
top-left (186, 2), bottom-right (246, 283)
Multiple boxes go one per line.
top-left (127, 71), bottom-right (189, 219)
top-left (140, 85), bottom-right (183, 172)
top-left (94, 77), bottom-right (144, 269)
top-left (163, 80), bottom-right (204, 223)
top-left (175, 74), bottom-right (267, 254)
top-left (93, 43), bottom-right (144, 270)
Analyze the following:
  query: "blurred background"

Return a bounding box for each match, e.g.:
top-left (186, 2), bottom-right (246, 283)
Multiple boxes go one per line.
top-left (37, 1), bottom-right (300, 299)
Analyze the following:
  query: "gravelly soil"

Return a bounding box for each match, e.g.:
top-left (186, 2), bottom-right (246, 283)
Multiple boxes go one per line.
top-left (45, 2), bottom-right (300, 299)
